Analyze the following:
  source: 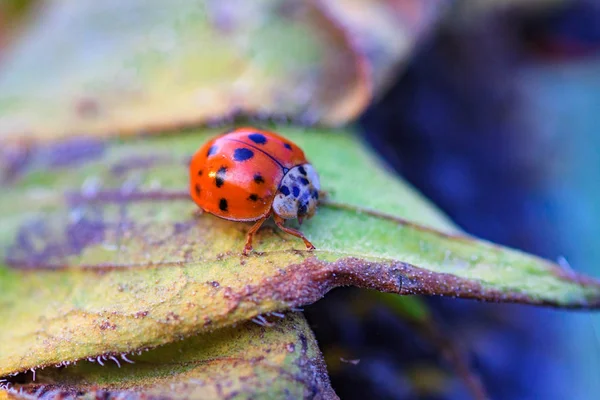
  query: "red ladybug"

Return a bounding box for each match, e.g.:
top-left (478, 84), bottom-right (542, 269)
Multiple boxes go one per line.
top-left (189, 127), bottom-right (320, 255)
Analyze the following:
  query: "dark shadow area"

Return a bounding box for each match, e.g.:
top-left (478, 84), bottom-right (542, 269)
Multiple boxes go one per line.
top-left (305, 3), bottom-right (600, 399)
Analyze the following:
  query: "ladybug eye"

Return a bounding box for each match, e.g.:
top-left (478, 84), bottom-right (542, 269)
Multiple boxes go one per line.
top-left (298, 201), bottom-right (308, 216)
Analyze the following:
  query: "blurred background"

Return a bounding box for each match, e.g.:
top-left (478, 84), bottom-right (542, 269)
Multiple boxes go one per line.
top-left (2, 0), bottom-right (600, 399)
top-left (310, 1), bottom-right (600, 399)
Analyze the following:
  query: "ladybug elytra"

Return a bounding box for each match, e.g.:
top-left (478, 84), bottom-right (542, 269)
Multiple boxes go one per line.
top-left (189, 127), bottom-right (320, 255)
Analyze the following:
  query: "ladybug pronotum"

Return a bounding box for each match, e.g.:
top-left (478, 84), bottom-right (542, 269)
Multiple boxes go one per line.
top-left (189, 127), bottom-right (320, 255)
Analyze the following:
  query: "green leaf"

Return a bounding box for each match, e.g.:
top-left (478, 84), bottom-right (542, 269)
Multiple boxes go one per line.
top-left (0, 0), bottom-right (453, 142)
top-left (1, 127), bottom-right (598, 377)
top-left (0, 0), bottom-right (370, 140)
top-left (374, 293), bottom-right (432, 323)
top-left (3, 313), bottom-right (336, 398)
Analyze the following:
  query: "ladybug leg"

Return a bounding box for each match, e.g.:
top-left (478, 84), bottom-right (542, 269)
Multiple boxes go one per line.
top-left (317, 190), bottom-right (329, 200)
top-left (243, 215), bottom-right (269, 256)
top-left (273, 214), bottom-right (316, 251)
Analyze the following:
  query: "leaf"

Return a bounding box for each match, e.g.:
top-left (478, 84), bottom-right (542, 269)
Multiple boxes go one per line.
top-left (0, 0), bottom-right (37, 56)
top-left (0, 0), bottom-right (452, 142)
top-left (0, 391), bottom-right (18, 400)
top-left (310, 0), bottom-right (448, 94)
top-left (1, 127), bottom-right (599, 377)
top-left (1, 312), bottom-right (336, 399)
top-left (374, 293), bottom-right (432, 323)
top-left (0, 0), bottom-right (369, 141)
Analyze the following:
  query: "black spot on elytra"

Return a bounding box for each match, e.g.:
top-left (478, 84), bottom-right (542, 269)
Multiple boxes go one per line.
top-left (248, 133), bottom-right (267, 144)
top-left (197, 170), bottom-right (203, 176)
top-left (254, 174), bottom-right (265, 184)
top-left (194, 184), bottom-right (201, 196)
top-left (299, 177), bottom-right (309, 186)
top-left (233, 148), bottom-right (254, 161)
top-left (280, 185), bottom-right (290, 196)
top-left (292, 186), bottom-right (300, 197)
top-left (298, 165), bottom-right (307, 175)
top-left (207, 145), bottom-right (218, 157)
top-left (219, 198), bottom-right (228, 211)
top-left (215, 166), bottom-right (227, 188)
top-left (284, 143), bottom-right (292, 150)
top-left (248, 194), bottom-right (259, 201)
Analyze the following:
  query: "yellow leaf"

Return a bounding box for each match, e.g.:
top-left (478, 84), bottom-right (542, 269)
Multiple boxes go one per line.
top-left (1, 313), bottom-right (336, 398)
top-left (1, 127), bottom-right (598, 376)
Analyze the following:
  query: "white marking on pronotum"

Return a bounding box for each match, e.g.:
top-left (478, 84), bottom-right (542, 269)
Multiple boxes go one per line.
top-left (121, 354), bottom-right (135, 364)
top-left (31, 368), bottom-right (36, 381)
top-left (290, 307), bottom-right (304, 312)
top-left (109, 356), bottom-right (121, 368)
top-left (96, 356), bottom-right (104, 366)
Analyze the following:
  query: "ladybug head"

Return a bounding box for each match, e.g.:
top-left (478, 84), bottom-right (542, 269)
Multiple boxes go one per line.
top-left (272, 164), bottom-right (320, 222)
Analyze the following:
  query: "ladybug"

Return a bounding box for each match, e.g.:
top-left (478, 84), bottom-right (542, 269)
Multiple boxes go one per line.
top-left (189, 127), bottom-right (320, 255)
